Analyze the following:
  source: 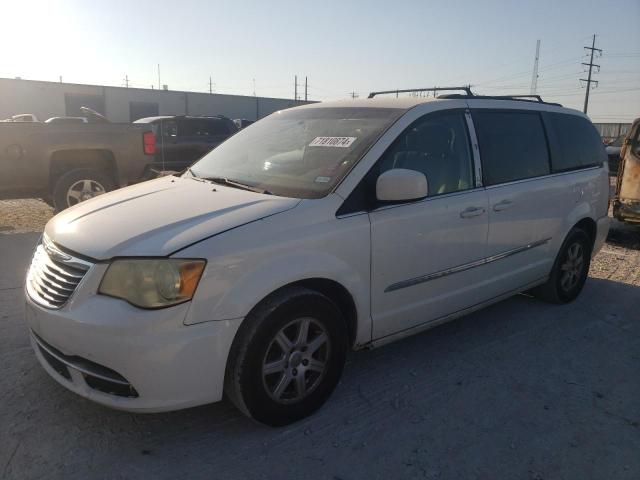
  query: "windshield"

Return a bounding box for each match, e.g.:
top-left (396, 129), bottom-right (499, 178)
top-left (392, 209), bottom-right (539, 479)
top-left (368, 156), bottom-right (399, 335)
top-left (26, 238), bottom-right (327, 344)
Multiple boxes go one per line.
top-left (188, 107), bottom-right (404, 198)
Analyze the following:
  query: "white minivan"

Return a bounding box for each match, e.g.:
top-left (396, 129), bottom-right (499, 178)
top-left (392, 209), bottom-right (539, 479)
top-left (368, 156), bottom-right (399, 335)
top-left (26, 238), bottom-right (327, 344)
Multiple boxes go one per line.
top-left (25, 90), bottom-right (610, 426)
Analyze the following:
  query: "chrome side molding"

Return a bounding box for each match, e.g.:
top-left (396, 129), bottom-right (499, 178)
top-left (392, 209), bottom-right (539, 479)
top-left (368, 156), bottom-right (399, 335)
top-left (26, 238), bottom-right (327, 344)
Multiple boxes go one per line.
top-left (385, 237), bottom-right (552, 293)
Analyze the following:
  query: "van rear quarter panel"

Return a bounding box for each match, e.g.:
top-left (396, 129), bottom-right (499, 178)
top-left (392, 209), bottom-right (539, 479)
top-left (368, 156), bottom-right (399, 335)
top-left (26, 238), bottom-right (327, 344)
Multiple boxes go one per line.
top-left (178, 194), bottom-right (373, 347)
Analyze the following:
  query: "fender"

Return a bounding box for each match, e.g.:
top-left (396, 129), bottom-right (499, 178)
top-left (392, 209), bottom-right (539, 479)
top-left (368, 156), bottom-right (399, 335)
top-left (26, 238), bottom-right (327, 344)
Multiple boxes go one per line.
top-left (179, 205), bottom-right (372, 347)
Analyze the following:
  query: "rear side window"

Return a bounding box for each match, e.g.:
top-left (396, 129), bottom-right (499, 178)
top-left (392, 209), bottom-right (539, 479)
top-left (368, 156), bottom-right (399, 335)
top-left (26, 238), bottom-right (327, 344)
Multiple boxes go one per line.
top-left (181, 119), bottom-right (230, 136)
top-left (474, 111), bottom-right (550, 185)
top-left (544, 113), bottom-right (604, 172)
top-left (208, 119), bottom-right (233, 135)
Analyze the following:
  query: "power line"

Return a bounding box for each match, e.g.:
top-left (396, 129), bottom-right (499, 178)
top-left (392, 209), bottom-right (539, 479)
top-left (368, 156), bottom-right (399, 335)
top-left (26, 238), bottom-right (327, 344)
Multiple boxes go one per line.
top-left (580, 34), bottom-right (602, 114)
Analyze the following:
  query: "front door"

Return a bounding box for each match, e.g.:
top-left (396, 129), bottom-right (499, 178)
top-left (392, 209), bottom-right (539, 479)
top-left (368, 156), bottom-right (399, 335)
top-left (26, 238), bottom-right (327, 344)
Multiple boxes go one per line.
top-left (369, 111), bottom-right (490, 339)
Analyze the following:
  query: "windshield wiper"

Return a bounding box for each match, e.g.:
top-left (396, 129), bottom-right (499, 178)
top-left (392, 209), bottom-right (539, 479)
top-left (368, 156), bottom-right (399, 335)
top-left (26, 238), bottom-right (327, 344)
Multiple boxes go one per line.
top-left (202, 176), bottom-right (273, 195)
top-left (184, 167), bottom-right (207, 182)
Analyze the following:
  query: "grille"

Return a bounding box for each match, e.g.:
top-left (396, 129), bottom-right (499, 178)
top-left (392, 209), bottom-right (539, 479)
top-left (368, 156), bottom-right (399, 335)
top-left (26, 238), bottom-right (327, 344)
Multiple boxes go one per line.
top-left (26, 237), bottom-right (92, 309)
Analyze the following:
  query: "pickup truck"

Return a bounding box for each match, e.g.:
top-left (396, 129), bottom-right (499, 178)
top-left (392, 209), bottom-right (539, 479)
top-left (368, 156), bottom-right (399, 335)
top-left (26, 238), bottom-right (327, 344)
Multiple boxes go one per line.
top-left (0, 108), bottom-right (156, 211)
top-left (133, 115), bottom-right (238, 173)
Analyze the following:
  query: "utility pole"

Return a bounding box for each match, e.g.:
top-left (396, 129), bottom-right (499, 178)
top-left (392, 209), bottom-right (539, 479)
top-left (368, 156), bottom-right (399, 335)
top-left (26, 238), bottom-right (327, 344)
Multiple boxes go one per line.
top-left (123, 75), bottom-right (129, 88)
top-left (530, 39), bottom-right (540, 95)
top-left (209, 76), bottom-right (213, 94)
top-left (304, 76), bottom-right (308, 101)
top-left (157, 64), bottom-right (161, 90)
top-left (349, 91), bottom-right (359, 99)
top-left (294, 75), bottom-right (298, 101)
top-left (581, 34), bottom-right (602, 114)
top-left (253, 78), bottom-right (256, 96)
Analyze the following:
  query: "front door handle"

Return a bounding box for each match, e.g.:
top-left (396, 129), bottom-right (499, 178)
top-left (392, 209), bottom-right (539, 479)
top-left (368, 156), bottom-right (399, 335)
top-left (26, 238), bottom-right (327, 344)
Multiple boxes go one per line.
top-left (460, 206), bottom-right (486, 218)
top-left (493, 199), bottom-right (514, 212)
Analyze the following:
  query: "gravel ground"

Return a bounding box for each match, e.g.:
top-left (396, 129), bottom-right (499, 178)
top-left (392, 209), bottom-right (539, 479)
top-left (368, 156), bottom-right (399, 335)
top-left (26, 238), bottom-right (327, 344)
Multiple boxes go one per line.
top-left (0, 199), bottom-right (53, 234)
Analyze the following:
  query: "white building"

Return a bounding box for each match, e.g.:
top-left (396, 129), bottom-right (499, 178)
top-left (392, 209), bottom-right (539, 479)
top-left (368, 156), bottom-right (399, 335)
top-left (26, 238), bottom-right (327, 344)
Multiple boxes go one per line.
top-left (0, 78), bottom-right (310, 123)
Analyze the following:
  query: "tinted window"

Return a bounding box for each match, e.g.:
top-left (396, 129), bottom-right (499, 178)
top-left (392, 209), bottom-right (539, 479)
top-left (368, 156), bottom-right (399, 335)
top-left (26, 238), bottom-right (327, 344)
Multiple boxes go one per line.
top-left (161, 119), bottom-right (178, 137)
top-left (181, 119), bottom-right (229, 136)
top-left (474, 111), bottom-right (550, 185)
top-left (377, 112), bottom-right (474, 196)
top-left (545, 113), bottom-right (604, 172)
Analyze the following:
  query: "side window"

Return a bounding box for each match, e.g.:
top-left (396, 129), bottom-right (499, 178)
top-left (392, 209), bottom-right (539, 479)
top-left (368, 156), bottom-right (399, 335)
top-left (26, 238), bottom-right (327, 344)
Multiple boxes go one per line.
top-left (208, 119), bottom-right (232, 135)
top-left (162, 120), bottom-right (178, 137)
top-left (181, 119), bottom-right (231, 136)
top-left (377, 112), bottom-right (474, 197)
top-left (474, 111), bottom-right (550, 185)
top-left (545, 113), bottom-right (604, 172)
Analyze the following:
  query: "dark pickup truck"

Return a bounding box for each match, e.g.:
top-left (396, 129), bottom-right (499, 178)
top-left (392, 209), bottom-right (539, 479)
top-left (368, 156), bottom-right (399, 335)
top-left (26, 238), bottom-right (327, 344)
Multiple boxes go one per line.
top-left (134, 115), bottom-right (238, 173)
top-left (0, 108), bottom-right (156, 211)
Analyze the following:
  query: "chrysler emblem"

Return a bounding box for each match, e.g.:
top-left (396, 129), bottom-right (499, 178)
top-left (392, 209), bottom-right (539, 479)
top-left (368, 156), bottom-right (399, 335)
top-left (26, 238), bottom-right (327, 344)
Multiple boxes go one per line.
top-left (43, 236), bottom-right (72, 262)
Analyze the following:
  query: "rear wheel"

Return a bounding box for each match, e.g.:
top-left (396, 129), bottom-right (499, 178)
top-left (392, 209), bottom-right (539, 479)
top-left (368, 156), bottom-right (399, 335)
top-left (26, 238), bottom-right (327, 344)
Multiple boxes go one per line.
top-left (225, 287), bottom-right (348, 426)
top-left (52, 168), bottom-right (115, 212)
top-left (531, 228), bottom-right (592, 303)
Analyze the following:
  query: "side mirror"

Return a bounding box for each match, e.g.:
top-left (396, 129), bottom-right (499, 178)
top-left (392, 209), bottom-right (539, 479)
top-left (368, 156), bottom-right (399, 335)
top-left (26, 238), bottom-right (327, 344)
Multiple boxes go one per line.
top-left (376, 168), bottom-right (428, 202)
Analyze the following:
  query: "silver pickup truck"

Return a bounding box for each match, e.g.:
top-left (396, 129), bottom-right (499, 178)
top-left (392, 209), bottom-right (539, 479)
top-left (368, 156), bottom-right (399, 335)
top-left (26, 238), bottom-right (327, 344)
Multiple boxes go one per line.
top-left (0, 108), bottom-right (156, 211)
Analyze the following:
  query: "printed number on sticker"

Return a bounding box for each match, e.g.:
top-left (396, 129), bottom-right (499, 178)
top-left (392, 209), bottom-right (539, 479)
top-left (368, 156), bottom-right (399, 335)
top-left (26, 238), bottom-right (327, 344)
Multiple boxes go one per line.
top-left (309, 137), bottom-right (357, 148)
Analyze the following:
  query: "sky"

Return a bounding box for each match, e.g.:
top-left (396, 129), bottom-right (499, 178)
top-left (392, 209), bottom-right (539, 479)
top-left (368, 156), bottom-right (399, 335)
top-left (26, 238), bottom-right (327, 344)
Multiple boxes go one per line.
top-left (2, 0), bottom-right (639, 122)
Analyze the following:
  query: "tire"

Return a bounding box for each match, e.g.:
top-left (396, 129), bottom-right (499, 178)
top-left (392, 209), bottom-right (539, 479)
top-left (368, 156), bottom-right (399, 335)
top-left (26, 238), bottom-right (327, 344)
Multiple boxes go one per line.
top-left (225, 286), bottom-right (348, 426)
top-left (52, 168), bottom-right (115, 212)
top-left (531, 228), bottom-right (592, 304)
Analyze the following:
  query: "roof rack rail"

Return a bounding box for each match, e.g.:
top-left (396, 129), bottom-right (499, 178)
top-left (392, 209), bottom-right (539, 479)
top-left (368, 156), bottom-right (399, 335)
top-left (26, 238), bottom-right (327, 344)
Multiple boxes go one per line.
top-left (437, 93), bottom-right (562, 106)
top-left (367, 86), bottom-right (473, 98)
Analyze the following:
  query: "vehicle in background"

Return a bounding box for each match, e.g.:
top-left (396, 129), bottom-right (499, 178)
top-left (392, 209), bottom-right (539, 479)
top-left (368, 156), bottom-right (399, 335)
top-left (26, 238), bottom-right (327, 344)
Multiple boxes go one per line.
top-left (613, 118), bottom-right (640, 224)
top-left (44, 116), bottom-right (89, 124)
top-left (1, 113), bottom-right (39, 122)
top-left (134, 115), bottom-right (238, 175)
top-left (606, 134), bottom-right (625, 175)
top-left (0, 109), bottom-right (156, 211)
top-left (234, 118), bottom-right (254, 129)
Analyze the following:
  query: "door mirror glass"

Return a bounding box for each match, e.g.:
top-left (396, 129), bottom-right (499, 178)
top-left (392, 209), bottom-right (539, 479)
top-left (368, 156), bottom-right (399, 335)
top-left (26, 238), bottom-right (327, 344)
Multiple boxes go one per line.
top-left (376, 168), bottom-right (428, 202)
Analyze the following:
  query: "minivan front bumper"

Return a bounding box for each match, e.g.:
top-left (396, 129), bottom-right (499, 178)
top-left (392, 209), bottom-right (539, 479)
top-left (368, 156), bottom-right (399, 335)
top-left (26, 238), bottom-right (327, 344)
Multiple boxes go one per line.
top-left (25, 292), bottom-right (242, 413)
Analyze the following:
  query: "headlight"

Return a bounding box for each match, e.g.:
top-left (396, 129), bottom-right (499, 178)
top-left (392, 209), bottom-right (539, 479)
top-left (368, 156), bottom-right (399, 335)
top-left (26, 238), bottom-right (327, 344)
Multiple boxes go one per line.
top-left (98, 259), bottom-right (206, 308)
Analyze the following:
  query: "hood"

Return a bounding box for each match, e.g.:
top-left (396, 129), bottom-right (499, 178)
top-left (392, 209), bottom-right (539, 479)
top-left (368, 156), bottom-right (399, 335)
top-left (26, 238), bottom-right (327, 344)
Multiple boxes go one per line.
top-left (45, 176), bottom-right (300, 260)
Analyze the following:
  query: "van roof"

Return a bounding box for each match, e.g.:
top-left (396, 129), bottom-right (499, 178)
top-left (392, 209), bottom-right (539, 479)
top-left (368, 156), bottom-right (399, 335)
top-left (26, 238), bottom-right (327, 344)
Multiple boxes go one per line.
top-left (290, 95), bottom-right (585, 119)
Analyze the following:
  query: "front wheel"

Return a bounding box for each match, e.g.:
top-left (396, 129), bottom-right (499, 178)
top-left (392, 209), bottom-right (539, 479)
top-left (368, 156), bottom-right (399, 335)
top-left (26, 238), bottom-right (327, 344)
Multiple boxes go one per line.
top-left (225, 287), bottom-right (348, 426)
top-left (531, 228), bottom-right (592, 303)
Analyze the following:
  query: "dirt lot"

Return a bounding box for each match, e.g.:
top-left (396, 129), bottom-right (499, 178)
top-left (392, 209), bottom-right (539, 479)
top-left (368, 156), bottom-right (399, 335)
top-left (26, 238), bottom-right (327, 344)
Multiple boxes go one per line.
top-left (1, 198), bottom-right (639, 480)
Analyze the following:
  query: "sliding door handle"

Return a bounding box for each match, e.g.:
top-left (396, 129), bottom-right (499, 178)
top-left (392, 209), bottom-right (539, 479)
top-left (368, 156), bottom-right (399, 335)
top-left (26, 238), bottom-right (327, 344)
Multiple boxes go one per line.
top-left (460, 206), bottom-right (486, 218)
top-left (493, 199), bottom-right (514, 212)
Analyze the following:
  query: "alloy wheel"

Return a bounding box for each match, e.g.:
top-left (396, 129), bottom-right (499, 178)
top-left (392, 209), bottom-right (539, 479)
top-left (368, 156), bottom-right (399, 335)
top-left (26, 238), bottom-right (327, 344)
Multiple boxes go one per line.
top-left (262, 317), bottom-right (330, 404)
top-left (560, 242), bottom-right (584, 292)
top-left (66, 179), bottom-right (106, 206)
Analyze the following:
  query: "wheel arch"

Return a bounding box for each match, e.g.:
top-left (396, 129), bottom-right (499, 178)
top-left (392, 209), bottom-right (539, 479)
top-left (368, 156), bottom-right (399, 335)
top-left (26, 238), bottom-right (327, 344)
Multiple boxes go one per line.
top-left (49, 149), bottom-right (118, 192)
top-left (573, 216), bottom-right (597, 250)
top-left (243, 278), bottom-right (359, 349)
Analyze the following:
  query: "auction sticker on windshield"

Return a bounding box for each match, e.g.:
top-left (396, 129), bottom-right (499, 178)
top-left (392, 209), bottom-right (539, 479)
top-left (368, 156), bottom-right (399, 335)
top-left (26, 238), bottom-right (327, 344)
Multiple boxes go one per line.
top-left (309, 136), bottom-right (357, 148)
